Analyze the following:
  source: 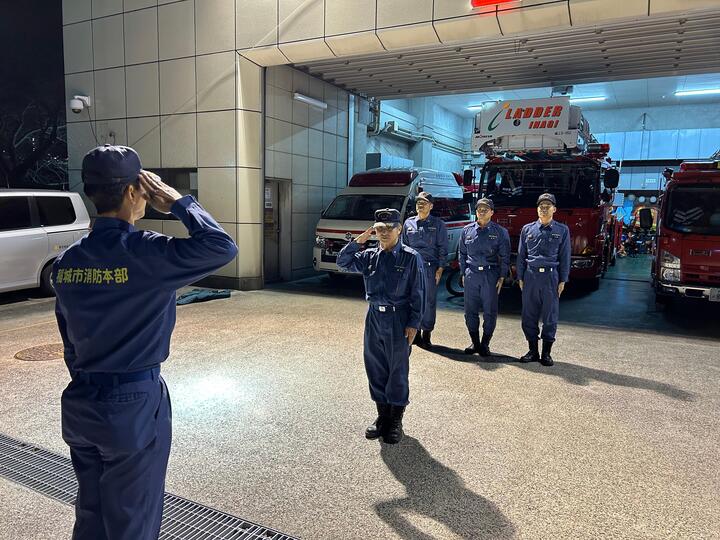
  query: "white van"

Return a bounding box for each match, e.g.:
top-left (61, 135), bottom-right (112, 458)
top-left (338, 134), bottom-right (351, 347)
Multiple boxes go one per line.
top-left (313, 168), bottom-right (471, 275)
top-left (0, 190), bottom-right (91, 295)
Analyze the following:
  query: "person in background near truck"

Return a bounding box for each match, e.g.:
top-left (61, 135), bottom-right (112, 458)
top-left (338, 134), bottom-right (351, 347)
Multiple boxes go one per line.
top-left (458, 198), bottom-right (510, 357)
top-left (402, 191), bottom-right (448, 349)
top-left (337, 208), bottom-right (425, 445)
top-left (516, 193), bottom-right (571, 366)
top-left (52, 144), bottom-right (238, 540)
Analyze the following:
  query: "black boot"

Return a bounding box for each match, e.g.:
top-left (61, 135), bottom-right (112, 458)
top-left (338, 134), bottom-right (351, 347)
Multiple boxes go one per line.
top-left (520, 340), bottom-right (540, 363)
top-left (478, 334), bottom-right (491, 357)
top-left (464, 331), bottom-right (481, 354)
top-left (365, 403), bottom-right (390, 439)
top-left (422, 330), bottom-right (432, 349)
top-left (540, 340), bottom-right (554, 366)
top-left (383, 405), bottom-right (405, 444)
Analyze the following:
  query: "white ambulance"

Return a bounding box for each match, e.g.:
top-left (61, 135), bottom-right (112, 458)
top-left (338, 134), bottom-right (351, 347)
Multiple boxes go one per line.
top-left (313, 168), bottom-right (472, 276)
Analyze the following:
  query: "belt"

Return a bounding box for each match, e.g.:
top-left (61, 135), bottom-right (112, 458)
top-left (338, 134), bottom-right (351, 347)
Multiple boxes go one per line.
top-left (422, 261), bottom-right (438, 267)
top-left (72, 366), bottom-right (160, 386)
top-left (530, 266), bottom-right (554, 273)
top-left (470, 265), bottom-right (496, 272)
top-left (370, 303), bottom-right (408, 312)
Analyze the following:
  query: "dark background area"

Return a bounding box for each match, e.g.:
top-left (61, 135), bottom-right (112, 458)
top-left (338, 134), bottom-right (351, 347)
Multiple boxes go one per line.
top-left (0, 0), bottom-right (67, 189)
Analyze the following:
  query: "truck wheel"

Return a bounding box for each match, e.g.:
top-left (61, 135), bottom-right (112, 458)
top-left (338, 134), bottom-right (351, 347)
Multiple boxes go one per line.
top-left (586, 277), bottom-right (600, 292)
top-left (445, 269), bottom-right (464, 297)
top-left (654, 293), bottom-right (671, 310)
top-left (39, 263), bottom-right (55, 297)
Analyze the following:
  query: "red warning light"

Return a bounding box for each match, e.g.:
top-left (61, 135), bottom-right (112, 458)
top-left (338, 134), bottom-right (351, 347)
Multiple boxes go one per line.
top-left (471, 0), bottom-right (517, 7)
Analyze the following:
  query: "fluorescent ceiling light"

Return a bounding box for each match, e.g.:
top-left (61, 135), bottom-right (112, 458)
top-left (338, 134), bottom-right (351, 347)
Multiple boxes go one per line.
top-left (674, 88), bottom-right (720, 97)
top-left (293, 92), bottom-right (328, 109)
top-left (569, 96), bottom-right (606, 103)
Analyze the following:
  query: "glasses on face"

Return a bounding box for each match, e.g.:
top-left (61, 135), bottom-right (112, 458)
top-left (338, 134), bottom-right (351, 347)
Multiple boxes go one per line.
top-left (538, 204), bottom-right (553, 211)
top-left (415, 201), bottom-right (429, 208)
top-left (476, 208), bottom-right (491, 214)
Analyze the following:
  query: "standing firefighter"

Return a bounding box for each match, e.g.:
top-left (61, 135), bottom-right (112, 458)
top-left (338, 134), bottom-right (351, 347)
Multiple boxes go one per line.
top-left (402, 191), bottom-right (448, 349)
top-left (53, 145), bottom-right (238, 540)
top-left (517, 193), bottom-right (571, 366)
top-left (337, 208), bottom-right (425, 444)
top-left (458, 198), bottom-right (510, 356)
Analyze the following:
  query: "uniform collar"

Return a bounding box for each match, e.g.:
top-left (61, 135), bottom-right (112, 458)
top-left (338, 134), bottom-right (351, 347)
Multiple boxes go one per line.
top-left (536, 219), bottom-right (554, 230)
top-left (93, 217), bottom-right (136, 233)
top-left (476, 220), bottom-right (493, 231)
top-left (380, 240), bottom-right (403, 256)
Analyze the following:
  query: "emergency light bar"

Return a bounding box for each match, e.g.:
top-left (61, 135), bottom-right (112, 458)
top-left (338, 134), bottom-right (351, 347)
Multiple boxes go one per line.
top-left (587, 143), bottom-right (610, 154)
top-left (679, 161), bottom-right (720, 171)
top-left (471, 0), bottom-right (516, 8)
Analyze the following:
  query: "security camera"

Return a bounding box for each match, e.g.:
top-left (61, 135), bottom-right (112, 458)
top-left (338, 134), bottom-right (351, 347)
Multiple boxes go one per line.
top-left (70, 95), bottom-right (91, 114)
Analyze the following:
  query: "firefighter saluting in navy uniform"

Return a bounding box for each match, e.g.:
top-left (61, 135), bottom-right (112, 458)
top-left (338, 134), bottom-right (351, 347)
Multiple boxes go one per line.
top-left (517, 193), bottom-right (571, 366)
top-left (337, 209), bottom-right (425, 444)
top-left (402, 191), bottom-right (448, 349)
top-left (53, 145), bottom-right (238, 540)
top-left (458, 198), bottom-right (511, 356)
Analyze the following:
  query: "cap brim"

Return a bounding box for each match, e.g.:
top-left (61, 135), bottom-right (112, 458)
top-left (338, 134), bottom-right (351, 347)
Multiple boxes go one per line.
top-left (476, 202), bottom-right (493, 209)
top-left (374, 221), bottom-right (398, 228)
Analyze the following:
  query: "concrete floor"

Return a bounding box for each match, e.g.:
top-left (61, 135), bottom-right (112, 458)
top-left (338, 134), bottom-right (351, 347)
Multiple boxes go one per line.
top-left (1, 256), bottom-right (719, 539)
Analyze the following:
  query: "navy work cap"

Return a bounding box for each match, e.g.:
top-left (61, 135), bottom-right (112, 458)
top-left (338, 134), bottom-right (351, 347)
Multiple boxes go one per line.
top-left (416, 191), bottom-right (434, 204)
top-left (374, 208), bottom-right (401, 227)
top-left (537, 193), bottom-right (556, 206)
top-left (476, 198), bottom-right (494, 210)
top-left (82, 144), bottom-right (142, 185)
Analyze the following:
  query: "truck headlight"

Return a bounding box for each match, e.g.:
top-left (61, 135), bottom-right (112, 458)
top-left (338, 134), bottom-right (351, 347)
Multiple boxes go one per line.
top-left (660, 250), bottom-right (680, 269)
top-left (314, 235), bottom-right (326, 249)
top-left (571, 258), bottom-right (594, 269)
top-left (661, 268), bottom-right (681, 282)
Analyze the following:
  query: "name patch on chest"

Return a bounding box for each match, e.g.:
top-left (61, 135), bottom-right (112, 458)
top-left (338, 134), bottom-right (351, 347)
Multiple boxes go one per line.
top-left (551, 233), bottom-right (561, 239)
top-left (489, 234), bottom-right (498, 240)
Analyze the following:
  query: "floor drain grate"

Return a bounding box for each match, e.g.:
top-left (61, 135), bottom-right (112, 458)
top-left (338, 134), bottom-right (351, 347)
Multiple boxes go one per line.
top-left (14, 343), bottom-right (64, 362)
top-left (0, 433), bottom-right (299, 540)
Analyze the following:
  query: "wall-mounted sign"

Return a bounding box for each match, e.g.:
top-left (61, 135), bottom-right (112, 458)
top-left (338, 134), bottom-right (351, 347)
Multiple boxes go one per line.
top-left (471, 0), bottom-right (517, 8)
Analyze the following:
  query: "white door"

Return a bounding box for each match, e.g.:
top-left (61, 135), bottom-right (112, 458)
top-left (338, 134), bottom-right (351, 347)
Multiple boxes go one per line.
top-left (0, 196), bottom-right (48, 290)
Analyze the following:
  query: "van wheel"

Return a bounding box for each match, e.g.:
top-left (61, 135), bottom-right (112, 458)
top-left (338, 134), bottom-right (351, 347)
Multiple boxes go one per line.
top-left (40, 264), bottom-right (55, 297)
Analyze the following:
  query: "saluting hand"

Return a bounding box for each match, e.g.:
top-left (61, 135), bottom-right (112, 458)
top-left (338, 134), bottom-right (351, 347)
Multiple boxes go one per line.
top-left (138, 170), bottom-right (182, 214)
top-left (558, 282), bottom-right (565, 297)
top-left (355, 226), bottom-right (375, 244)
top-left (405, 327), bottom-right (417, 345)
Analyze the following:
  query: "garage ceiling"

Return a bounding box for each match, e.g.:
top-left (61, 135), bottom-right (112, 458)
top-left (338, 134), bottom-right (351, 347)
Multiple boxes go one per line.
top-left (432, 73), bottom-right (720, 117)
top-left (294, 10), bottom-right (720, 100)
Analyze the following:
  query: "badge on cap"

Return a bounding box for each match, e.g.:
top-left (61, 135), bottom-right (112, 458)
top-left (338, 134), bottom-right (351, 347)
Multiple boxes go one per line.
top-left (374, 208), bottom-right (401, 226)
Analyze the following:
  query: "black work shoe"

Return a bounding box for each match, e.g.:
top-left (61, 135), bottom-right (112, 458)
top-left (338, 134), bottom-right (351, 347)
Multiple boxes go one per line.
top-left (478, 335), bottom-right (492, 357)
top-left (412, 332), bottom-right (423, 346)
top-left (520, 341), bottom-right (540, 363)
top-left (464, 331), bottom-right (481, 354)
top-left (540, 340), bottom-right (554, 366)
top-left (383, 405), bottom-right (405, 444)
top-left (422, 330), bottom-right (432, 349)
top-left (366, 403), bottom-right (390, 439)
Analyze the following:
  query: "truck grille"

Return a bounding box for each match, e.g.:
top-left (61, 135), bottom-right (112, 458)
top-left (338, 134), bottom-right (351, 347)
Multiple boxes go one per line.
top-left (683, 264), bottom-right (720, 284)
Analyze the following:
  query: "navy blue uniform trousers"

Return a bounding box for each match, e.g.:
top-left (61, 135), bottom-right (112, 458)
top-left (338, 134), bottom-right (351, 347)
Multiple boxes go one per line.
top-left (421, 263), bottom-right (438, 331)
top-left (364, 306), bottom-right (412, 406)
top-left (61, 369), bottom-right (171, 540)
top-left (463, 268), bottom-right (500, 336)
top-left (521, 267), bottom-right (560, 342)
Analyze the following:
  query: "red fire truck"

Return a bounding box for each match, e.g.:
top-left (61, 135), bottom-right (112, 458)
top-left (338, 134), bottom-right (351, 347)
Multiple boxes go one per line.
top-left (471, 97), bottom-right (620, 290)
top-left (646, 156), bottom-right (720, 305)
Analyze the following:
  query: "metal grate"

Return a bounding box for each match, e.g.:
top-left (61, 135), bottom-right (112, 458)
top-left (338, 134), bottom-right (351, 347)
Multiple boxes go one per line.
top-left (0, 433), bottom-right (298, 540)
